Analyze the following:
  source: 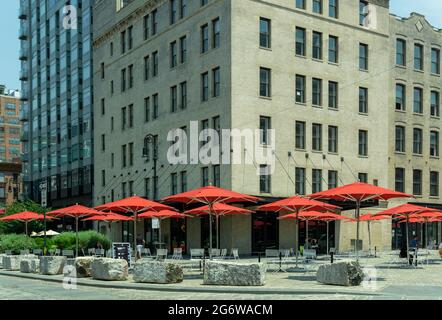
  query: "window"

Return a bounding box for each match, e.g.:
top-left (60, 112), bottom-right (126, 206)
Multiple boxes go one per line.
top-left (171, 173), bottom-right (178, 195)
top-left (122, 144), bottom-right (127, 168)
top-left (359, 87), bottom-right (368, 113)
top-left (396, 39), bottom-right (406, 66)
top-left (329, 0), bottom-right (338, 18)
top-left (180, 36), bottom-right (187, 63)
top-left (201, 24), bottom-right (209, 53)
top-left (180, 171), bottom-right (187, 192)
top-left (144, 55), bottom-right (150, 81)
top-left (201, 167), bottom-right (209, 187)
top-left (295, 167), bottom-right (306, 195)
top-left (312, 0), bottom-right (322, 14)
top-left (359, 43), bottom-right (368, 70)
top-left (143, 14), bottom-right (150, 40)
top-left (413, 87), bottom-right (423, 114)
top-left (312, 169), bottom-right (322, 193)
top-left (358, 130), bottom-right (368, 156)
top-left (430, 171), bottom-right (439, 197)
top-left (101, 98), bottom-right (105, 115)
top-left (144, 178), bottom-right (150, 198)
top-left (170, 0), bottom-right (177, 25)
top-left (296, 0), bottom-right (305, 9)
top-left (295, 121), bottom-right (306, 149)
top-left (296, 75), bottom-right (306, 103)
top-left (212, 18), bottom-right (220, 49)
top-left (295, 27), bottom-right (306, 56)
top-left (413, 169), bottom-right (422, 196)
top-left (213, 165), bottom-right (220, 187)
top-left (152, 9), bottom-right (158, 35)
top-left (328, 126), bottom-right (338, 153)
top-left (121, 30), bottom-right (126, 54)
top-left (121, 107), bottom-right (127, 130)
top-left (358, 173), bottom-right (368, 183)
top-left (101, 134), bottom-right (105, 152)
top-left (312, 123), bottom-right (322, 151)
top-left (128, 26), bottom-right (133, 50)
top-left (328, 170), bottom-right (338, 189)
top-left (180, 81), bottom-right (187, 109)
top-left (128, 104), bottom-right (134, 127)
top-left (213, 67), bottom-right (220, 97)
top-left (144, 97), bottom-right (150, 122)
top-left (170, 86), bottom-right (178, 112)
top-left (201, 0), bottom-right (208, 6)
top-left (431, 48), bottom-right (440, 74)
top-left (260, 165), bottom-right (271, 193)
top-left (100, 62), bottom-right (105, 79)
top-left (395, 126), bottom-right (405, 153)
top-left (414, 44), bottom-right (423, 71)
top-left (180, 0), bottom-right (188, 18)
top-left (152, 51), bottom-right (158, 77)
top-left (312, 78), bottom-right (322, 106)
top-left (128, 65), bottom-right (133, 88)
top-left (413, 128), bottom-right (423, 154)
top-left (260, 116), bottom-right (271, 145)
top-left (312, 32), bottom-right (323, 60)
top-left (170, 41), bottom-right (177, 68)
top-left (430, 131), bottom-right (439, 157)
top-left (359, 1), bottom-right (368, 26)
top-left (431, 91), bottom-right (440, 117)
top-left (201, 72), bottom-right (209, 101)
top-left (328, 81), bottom-right (338, 109)
top-left (395, 84), bottom-right (406, 111)
top-left (259, 18), bottom-right (271, 48)
top-left (153, 93), bottom-right (159, 119)
top-left (121, 68), bottom-right (126, 92)
top-left (260, 67), bottom-right (271, 97)
top-left (129, 142), bottom-right (134, 166)
top-left (328, 36), bottom-right (338, 63)
top-left (395, 168), bottom-right (405, 192)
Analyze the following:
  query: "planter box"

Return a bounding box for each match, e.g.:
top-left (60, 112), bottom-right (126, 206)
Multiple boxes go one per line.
top-left (133, 260), bottom-right (183, 284)
top-left (75, 257), bottom-right (96, 278)
top-left (20, 259), bottom-right (40, 274)
top-left (39, 256), bottom-right (67, 275)
top-left (317, 261), bottom-right (364, 286)
top-left (91, 258), bottom-right (128, 281)
top-left (204, 261), bottom-right (266, 286)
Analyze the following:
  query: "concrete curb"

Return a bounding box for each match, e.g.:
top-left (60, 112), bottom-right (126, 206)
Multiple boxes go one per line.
top-left (0, 271), bottom-right (381, 296)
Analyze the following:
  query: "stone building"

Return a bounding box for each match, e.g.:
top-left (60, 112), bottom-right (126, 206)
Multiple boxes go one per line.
top-left (92, 0), bottom-right (441, 254)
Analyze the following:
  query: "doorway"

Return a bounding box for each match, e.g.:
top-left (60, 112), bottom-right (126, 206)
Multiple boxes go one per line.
top-left (252, 212), bottom-right (278, 253)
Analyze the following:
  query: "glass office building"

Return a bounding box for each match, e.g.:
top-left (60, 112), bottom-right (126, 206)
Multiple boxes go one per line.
top-left (19, 0), bottom-right (94, 208)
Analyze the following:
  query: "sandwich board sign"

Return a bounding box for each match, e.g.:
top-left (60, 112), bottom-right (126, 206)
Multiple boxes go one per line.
top-left (112, 242), bottom-right (132, 267)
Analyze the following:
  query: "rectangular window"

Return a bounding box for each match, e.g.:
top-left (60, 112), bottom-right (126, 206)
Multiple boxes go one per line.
top-left (260, 165), bottom-right (271, 193)
top-left (128, 104), bottom-right (134, 128)
top-left (312, 78), bottom-right (322, 106)
top-left (395, 168), bottom-right (405, 192)
top-left (180, 0), bottom-right (188, 18)
top-left (170, 41), bottom-right (177, 68)
top-left (101, 98), bottom-right (105, 115)
top-left (201, 167), bottom-right (209, 187)
top-left (129, 142), bottom-right (134, 166)
top-left (121, 30), bottom-right (126, 54)
top-left (170, 86), bottom-right (178, 112)
top-left (296, 0), bottom-right (305, 9)
top-left (295, 27), bottom-right (306, 56)
top-left (312, 0), bottom-right (322, 14)
top-left (260, 116), bottom-right (271, 145)
top-left (312, 169), bottom-right (322, 193)
top-left (413, 169), bottom-right (422, 196)
top-left (213, 165), bottom-right (220, 187)
top-left (414, 44), bottom-right (423, 71)
top-left (201, 24), bottom-right (209, 53)
top-left (171, 173), bottom-right (178, 195)
top-left (180, 82), bottom-right (187, 109)
top-left (295, 167), bottom-right (306, 195)
top-left (395, 126), bottom-right (405, 153)
top-left (413, 87), bottom-right (423, 114)
top-left (396, 84), bottom-right (406, 111)
top-left (180, 171), bottom-right (187, 192)
top-left (359, 1), bottom-right (368, 26)
top-left (328, 81), bottom-right (338, 109)
top-left (144, 55), bottom-right (150, 81)
top-left (295, 121), bottom-right (306, 149)
top-left (144, 97), bottom-right (150, 122)
top-left (100, 62), bottom-right (105, 79)
top-left (122, 144), bottom-right (127, 168)
top-left (328, 170), bottom-right (338, 189)
top-left (128, 64), bottom-right (133, 88)
top-left (213, 67), bottom-right (220, 97)
top-left (170, 0), bottom-right (177, 25)
top-left (152, 51), bottom-right (158, 77)
top-left (212, 18), bottom-right (220, 49)
top-left (312, 123), bottom-right (322, 151)
top-left (121, 68), bottom-right (126, 92)
top-left (121, 107), bottom-right (127, 130)
top-left (152, 9), bottom-right (158, 35)
top-left (101, 134), bottom-right (105, 152)
top-left (328, 36), bottom-right (338, 63)
top-left (329, 0), bottom-right (338, 18)
top-left (432, 48), bottom-right (440, 74)
top-left (396, 39), bottom-right (406, 66)
top-left (359, 87), bottom-right (368, 113)
top-left (180, 36), bottom-right (187, 63)
top-left (312, 32), bottom-right (323, 60)
top-left (153, 94), bottom-right (159, 119)
top-left (296, 75), bottom-right (306, 103)
top-left (358, 130), bottom-right (368, 156)
top-left (359, 43), bottom-right (368, 70)
top-left (430, 131), bottom-right (439, 157)
top-left (328, 125), bottom-right (338, 153)
top-left (430, 171), bottom-right (439, 197)
top-left (413, 128), bottom-right (423, 154)
top-left (431, 91), bottom-right (440, 117)
top-left (260, 67), bottom-right (271, 97)
top-left (128, 26), bottom-right (133, 50)
top-left (358, 173), bottom-right (368, 183)
top-left (259, 18), bottom-right (271, 48)
top-left (201, 72), bottom-right (209, 101)
top-left (143, 14), bottom-right (150, 40)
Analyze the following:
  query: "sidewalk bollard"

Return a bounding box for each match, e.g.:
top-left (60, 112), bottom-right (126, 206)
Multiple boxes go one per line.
top-left (258, 252), bottom-right (261, 263)
top-left (330, 252), bottom-right (334, 264)
top-left (202, 252), bottom-right (206, 277)
top-left (375, 246), bottom-right (377, 258)
top-left (279, 252), bottom-right (282, 272)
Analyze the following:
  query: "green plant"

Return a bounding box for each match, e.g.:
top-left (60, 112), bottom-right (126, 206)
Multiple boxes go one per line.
top-left (52, 231), bottom-right (111, 252)
top-left (0, 234), bottom-right (37, 254)
top-left (33, 237), bottom-right (55, 251)
top-left (0, 200), bottom-right (51, 235)
top-left (52, 232), bottom-right (76, 250)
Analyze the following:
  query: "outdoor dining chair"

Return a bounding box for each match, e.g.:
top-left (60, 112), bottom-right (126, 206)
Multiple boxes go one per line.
top-left (210, 248), bottom-right (221, 258)
top-left (95, 249), bottom-right (105, 257)
top-left (32, 249), bottom-right (43, 256)
top-left (20, 249), bottom-right (30, 255)
top-left (230, 248), bottom-right (239, 260)
top-left (140, 248), bottom-right (152, 258)
top-left (88, 248), bottom-right (96, 256)
top-left (5, 250), bottom-right (12, 256)
top-left (156, 249), bottom-right (168, 261)
top-left (171, 248), bottom-right (183, 260)
top-left (55, 249), bottom-right (61, 256)
top-left (213, 249), bottom-right (227, 260)
top-left (62, 249), bottom-right (74, 258)
top-left (265, 249), bottom-right (282, 272)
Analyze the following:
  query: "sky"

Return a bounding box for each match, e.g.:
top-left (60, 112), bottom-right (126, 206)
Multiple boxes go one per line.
top-left (0, 0), bottom-right (441, 91)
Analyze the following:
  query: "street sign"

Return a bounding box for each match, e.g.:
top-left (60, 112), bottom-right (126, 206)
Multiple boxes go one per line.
top-left (112, 242), bottom-right (132, 267)
top-left (39, 182), bottom-right (47, 208)
top-left (152, 218), bottom-right (159, 229)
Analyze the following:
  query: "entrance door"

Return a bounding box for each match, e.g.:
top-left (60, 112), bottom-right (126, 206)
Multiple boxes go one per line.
top-left (170, 218), bottom-right (187, 254)
top-left (201, 215), bottom-right (216, 250)
top-left (252, 212), bottom-right (278, 253)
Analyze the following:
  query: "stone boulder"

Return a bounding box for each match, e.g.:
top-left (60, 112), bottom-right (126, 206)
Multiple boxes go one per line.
top-left (20, 259), bottom-right (40, 273)
top-left (75, 257), bottom-right (96, 278)
top-left (133, 260), bottom-right (183, 284)
top-left (39, 256), bottom-right (67, 275)
top-left (203, 261), bottom-right (266, 286)
top-left (317, 261), bottom-right (364, 286)
top-left (2, 255), bottom-right (34, 271)
top-left (91, 258), bottom-right (128, 281)
top-left (0, 254), bottom-right (6, 268)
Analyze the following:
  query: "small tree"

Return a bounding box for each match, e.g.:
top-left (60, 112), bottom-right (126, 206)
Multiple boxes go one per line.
top-left (0, 200), bottom-right (51, 235)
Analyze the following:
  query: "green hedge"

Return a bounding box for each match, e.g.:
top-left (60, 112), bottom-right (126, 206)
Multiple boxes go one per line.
top-left (52, 231), bottom-right (111, 251)
top-left (0, 234), bottom-right (37, 254)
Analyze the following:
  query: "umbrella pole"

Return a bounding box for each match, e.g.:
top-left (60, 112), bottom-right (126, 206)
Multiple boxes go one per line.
top-left (406, 216), bottom-right (410, 265)
top-left (295, 210), bottom-right (299, 268)
top-left (25, 221), bottom-right (28, 236)
top-left (326, 221), bottom-right (329, 256)
top-left (425, 221), bottom-right (428, 248)
top-left (209, 203), bottom-right (213, 259)
top-left (305, 220), bottom-right (309, 250)
top-left (355, 201), bottom-right (360, 262)
top-left (76, 216), bottom-right (79, 258)
top-left (134, 212), bottom-right (138, 261)
top-left (368, 221), bottom-right (372, 256)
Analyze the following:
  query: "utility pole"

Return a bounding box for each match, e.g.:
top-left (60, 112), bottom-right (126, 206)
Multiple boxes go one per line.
top-left (142, 133), bottom-right (158, 243)
top-left (39, 181), bottom-right (48, 255)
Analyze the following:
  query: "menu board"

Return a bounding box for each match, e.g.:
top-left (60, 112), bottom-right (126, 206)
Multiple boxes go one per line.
top-left (112, 242), bottom-right (132, 267)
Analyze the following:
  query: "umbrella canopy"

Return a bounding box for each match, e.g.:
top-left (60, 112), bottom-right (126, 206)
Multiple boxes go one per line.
top-left (409, 211), bottom-right (442, 219)
top-left (0, 211), bottom-right (53, 235)
top-left (36, 229), bottom-right (60, 237)
top-left (353, 214), bottom-right (390, 222)
top-left (259, 196), bottom-right (340, 214)
top-left (374, 204), bottom-right (439, 217)
top-left (83, 213), bottom-right (134, 222)
top-left (184, 203), bottom-right (253, 216)
top-left (162, 186), bottom-right (259, 257)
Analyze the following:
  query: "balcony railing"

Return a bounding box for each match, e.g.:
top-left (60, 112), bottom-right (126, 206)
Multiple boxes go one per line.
top-left (19, 48), bottom-right (28, 61)
top-left (19, 108), bottom-right (29, 122)
top-left (19, 22), bottom-right (28, 40)
top-left (19, 68), bottom-right (28, 81)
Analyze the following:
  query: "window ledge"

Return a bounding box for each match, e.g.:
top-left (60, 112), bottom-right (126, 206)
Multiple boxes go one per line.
top-left (312, 150), bottom-right (323, 154)
top-left (328, 107), bottom-right (339, 111)
top-left (295, 102), bottom-right (307, 107)
top-left (295, 54), bottom-right (307, 59)
top-left (312, 104), bottom-right (323, 109)
top-left (430, 73), bottom-right (441, 77)
top-left (430, 116), bottom-right (440, 120)
top-left (327, 152), bottom-right (339, 156)
top-left (395, 109), bottom-right (407, 114)
top-left (259, 46), bottom-right (272, 51)
top-left (295, 148), bottom-right (306, 152)
top-left (328, 61), bottom-right (339, 66)
top-left (394, 151), bottom-right (407, 156)
top-left (430, 156), bottom-right (440, 160)
top-left (429, 196), bottom-right (440, 200)
top-left (395, 64), bottom-right (407, 69)
top-left (412, 154), bottom-right (423, 157)
top-left (414, 69), bottom-right (424, 74)
top-left (412, 113), bottom-right (424, 117)
top-left (358, 155), bottom-right (369, 159)
top-left (259, 96), bottom-right (272, 101)
top-left (358, 112), bottom-right (369, 116)
top-left (312, 58), bottom-right (324, 63)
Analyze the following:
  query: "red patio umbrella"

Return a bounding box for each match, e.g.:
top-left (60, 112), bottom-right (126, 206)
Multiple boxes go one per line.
top-left (309, 182), bottom-right (412, 260)
top-left (83, 213), bottom-right (134, 237)
top-left (48, 204), bottom-right (106, 257)
top-left (163, 186), bottom-right (260, 258)
top-left (0, 211), bottom-right (55, 235)
top-left (409, 211), bottom-right (442, 247)
top-left (259, 196), bottom-right (341, 267)
top-left (95, 196), bottom-right (174, 259)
